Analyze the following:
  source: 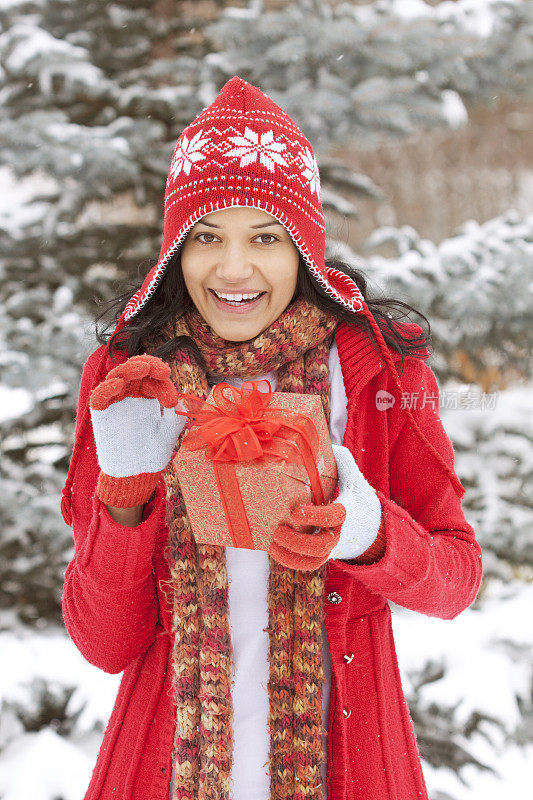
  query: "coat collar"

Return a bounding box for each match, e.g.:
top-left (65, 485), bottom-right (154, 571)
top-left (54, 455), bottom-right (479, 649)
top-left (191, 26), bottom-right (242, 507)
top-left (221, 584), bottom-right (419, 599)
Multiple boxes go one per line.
top-left (334, 319), bottom-right (429, 399)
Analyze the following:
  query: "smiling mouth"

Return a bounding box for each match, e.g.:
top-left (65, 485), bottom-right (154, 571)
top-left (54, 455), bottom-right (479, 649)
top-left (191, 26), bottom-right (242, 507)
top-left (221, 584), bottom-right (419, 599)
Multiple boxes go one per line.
top-left (209, 289), bottom-right (267, 306)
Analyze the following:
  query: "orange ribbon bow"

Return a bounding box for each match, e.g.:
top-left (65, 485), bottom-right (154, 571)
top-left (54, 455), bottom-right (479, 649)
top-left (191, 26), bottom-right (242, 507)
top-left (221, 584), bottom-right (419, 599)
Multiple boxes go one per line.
top-left (174, 380), bottom-right (325, 548)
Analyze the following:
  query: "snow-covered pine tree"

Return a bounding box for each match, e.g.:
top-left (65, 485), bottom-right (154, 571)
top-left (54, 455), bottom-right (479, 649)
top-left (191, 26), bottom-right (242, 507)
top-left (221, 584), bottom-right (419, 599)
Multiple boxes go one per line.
top-left (351, 209), bottom-right (533, 568)
top-left (0, 1), bottom-right (531, 797)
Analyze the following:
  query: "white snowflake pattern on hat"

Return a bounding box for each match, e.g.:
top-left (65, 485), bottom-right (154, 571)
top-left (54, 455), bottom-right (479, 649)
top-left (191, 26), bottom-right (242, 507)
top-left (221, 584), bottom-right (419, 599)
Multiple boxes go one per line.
top-left (168, 130), bottom-right (210, 180)
top-left (225, 127), bottom-right (289, 172)
top-left (300, 146), bottom-right (321, 198)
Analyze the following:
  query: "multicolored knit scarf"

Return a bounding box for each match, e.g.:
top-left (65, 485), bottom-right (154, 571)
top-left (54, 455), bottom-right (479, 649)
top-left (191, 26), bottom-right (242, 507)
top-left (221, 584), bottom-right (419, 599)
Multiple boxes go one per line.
top-left (160, 295), bottom-right (339, 800)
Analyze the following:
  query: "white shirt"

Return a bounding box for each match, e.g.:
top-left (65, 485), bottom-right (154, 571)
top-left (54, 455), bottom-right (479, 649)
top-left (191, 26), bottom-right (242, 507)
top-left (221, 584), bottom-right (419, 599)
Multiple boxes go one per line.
top-left (213, 341), bottom-right (348, 799)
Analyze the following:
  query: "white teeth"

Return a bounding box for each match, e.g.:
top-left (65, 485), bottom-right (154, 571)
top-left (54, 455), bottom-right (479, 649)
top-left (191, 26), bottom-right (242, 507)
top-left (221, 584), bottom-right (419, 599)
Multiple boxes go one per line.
top-left (213, 290), bottom-right (262, 302)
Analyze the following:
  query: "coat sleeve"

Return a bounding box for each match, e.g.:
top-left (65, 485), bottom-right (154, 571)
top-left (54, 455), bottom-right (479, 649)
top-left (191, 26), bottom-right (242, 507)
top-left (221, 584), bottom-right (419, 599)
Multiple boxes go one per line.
top-left (334, 358), bottom-right (483, 620)
top-left (61, 347), bottom-right (166, 674)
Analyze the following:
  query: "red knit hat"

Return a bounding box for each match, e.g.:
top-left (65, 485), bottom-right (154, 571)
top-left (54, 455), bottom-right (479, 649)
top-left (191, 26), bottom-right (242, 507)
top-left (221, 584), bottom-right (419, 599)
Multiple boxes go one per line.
top-left (60, 76), bottom-right (464, 526)
top-left (120, 75), bottom-right (364, 325)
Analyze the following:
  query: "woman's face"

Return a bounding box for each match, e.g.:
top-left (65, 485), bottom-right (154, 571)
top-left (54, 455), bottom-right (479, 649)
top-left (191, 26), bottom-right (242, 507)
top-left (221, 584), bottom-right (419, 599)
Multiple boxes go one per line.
top-left (180, 206), bottom-right (300, 342)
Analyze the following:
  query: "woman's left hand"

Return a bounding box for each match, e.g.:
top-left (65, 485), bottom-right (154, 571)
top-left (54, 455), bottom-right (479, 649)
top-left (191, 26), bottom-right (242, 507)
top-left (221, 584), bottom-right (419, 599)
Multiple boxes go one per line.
top-left (268, 502), bottom-right (347, 571)
top-left (268, 444), bottom-right (384, 571)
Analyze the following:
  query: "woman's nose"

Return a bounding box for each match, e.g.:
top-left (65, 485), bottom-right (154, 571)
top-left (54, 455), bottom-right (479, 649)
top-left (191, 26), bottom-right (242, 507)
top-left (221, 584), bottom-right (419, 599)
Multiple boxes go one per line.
top-left (214, 250), bottom-right (255, 283)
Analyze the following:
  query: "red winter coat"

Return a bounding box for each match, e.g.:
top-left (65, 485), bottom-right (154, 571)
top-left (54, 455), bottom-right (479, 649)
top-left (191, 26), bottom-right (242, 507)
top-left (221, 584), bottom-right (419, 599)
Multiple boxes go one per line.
top-left (62, 320), bottom-right (483, 800)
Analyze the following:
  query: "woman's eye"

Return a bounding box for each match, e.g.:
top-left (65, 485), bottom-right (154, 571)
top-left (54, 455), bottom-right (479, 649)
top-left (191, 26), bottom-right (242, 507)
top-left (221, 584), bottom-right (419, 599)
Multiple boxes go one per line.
top-left (195, 233), bottom-right (278, 244)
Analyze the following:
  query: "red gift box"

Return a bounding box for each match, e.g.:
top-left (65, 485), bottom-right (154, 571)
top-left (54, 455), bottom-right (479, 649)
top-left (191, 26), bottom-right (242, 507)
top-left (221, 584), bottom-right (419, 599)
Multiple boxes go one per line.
top-left (172, 380), bottom-right (338, 551)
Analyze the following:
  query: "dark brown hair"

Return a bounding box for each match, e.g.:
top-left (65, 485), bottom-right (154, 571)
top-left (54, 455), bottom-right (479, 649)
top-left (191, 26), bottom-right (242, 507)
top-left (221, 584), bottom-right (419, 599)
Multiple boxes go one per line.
top-left (96, 250), bottom-right (431, 375)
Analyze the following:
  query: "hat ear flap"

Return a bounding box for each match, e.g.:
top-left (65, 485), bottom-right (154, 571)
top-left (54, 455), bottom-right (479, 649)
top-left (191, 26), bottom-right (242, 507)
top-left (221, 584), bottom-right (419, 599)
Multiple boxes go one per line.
top-left (318, 267), bottom-right (365, 313)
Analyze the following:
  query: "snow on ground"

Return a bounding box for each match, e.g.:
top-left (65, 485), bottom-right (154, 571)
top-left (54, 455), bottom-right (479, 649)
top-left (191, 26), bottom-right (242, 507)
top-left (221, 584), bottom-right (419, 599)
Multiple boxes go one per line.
top-left (423, 738), bottom-right (533, 800)
top-left (0, 627), bottom-right (120, 798)
top-left (0, 579), bottom-right (530, 798)
top-left (392, 580), bottom-right (533, 731)
top-left (392, 578), bottom-right (533, 798)
top-left (0, 386), bottom-right (34, 423)
top-left (0, 729), bottom-right (92, 800)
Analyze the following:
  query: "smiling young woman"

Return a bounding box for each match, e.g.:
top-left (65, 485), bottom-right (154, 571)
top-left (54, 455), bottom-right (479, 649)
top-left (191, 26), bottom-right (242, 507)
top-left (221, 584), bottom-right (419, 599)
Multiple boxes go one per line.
top-left (60, 77), bottom-right (482, 800)
top-left (180, 206), bottom-right (300, 342)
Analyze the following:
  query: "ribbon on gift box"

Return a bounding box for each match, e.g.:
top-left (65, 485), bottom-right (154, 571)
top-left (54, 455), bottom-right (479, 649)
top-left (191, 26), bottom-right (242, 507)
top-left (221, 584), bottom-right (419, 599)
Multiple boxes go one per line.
top-left (174, 379), bottom-right (325, 549)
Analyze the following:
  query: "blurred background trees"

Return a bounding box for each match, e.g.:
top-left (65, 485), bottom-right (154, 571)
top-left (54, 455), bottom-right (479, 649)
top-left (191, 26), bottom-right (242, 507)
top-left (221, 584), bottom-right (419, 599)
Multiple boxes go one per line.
top-left (0, 1), bottom-right (531, 798)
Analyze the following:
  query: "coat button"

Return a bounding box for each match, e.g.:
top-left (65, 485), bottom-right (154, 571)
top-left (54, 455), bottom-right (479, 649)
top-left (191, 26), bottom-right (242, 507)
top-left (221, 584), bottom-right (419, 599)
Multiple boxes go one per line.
top-left (343, 653), bottom-right (354, 664)
top-left (327, 591), bottom-right (342, 604)
top-left (342, 708), bottom-right (351, 718)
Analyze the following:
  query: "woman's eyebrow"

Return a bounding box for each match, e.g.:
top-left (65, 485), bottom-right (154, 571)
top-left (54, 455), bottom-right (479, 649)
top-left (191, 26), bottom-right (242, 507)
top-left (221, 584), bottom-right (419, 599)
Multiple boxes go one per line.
top-left (194, 219), bottom-right (284, 229)
top-left (250, 221), bottom-right (284, 229)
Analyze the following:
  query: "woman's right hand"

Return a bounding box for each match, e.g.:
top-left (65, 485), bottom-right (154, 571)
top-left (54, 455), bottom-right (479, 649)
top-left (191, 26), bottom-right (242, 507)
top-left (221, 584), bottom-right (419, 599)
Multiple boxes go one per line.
top-left (89, 354), bottom-right (186, 509)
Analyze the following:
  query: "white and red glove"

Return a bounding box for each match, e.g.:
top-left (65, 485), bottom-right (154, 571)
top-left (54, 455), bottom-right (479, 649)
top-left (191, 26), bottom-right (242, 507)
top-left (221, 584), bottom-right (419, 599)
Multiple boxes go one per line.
top-left (268, 444), bottom-right (385, 571)
top-left (269, 502), bottom-right (347, 571)
top-left (327, 444), bottom-right (384, 561)
top-left (89, 355), bottom-right (186, 508)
